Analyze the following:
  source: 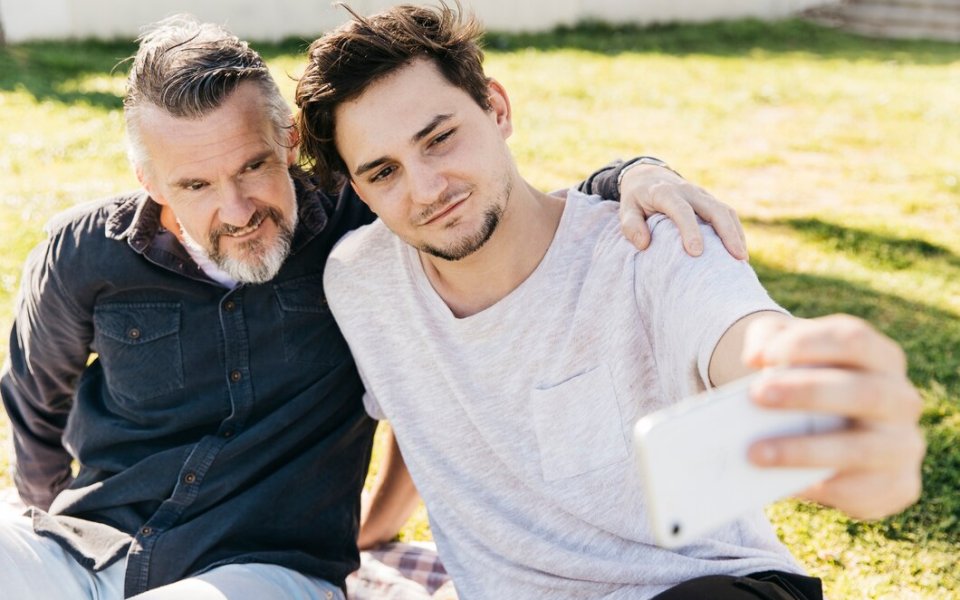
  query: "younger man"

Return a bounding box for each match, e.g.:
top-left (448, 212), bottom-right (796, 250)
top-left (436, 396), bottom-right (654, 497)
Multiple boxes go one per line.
top-left (298, 4), bottom-right (925, 599)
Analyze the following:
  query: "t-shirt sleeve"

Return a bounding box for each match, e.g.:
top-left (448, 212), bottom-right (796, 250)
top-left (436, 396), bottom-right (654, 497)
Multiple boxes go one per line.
top-left (359, 374), bottom-right (386, 421)
top-left (633, 216), bottom-right (788, 399)
top-left (324, 228), bottom-right (386, 421)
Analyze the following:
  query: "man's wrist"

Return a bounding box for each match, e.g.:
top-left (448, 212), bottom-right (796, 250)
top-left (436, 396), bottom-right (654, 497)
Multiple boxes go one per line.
top-left (616, 156), bottom-right (682, 193)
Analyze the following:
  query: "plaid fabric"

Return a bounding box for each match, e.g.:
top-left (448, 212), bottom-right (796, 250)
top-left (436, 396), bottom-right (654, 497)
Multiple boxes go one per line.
top-left (2, 489), bottom-right (452, 599)
top-left (347, 542), bottom-right (454, 600)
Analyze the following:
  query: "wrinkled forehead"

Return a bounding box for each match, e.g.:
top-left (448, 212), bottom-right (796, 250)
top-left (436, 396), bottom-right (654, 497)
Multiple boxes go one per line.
top-left (137, 86), bottom-right (284, 181)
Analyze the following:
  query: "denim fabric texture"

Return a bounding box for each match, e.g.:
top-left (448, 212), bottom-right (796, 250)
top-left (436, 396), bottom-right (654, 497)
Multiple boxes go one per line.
top-left (0, 179), bottom-right (377, 596)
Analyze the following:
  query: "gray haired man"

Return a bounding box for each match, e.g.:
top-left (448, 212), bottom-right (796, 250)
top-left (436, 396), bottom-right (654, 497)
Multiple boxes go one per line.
top-left (0, 14), bottom-right (748, 600)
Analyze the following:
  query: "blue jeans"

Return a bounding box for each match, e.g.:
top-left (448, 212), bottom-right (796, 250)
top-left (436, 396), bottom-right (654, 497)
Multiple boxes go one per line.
top-left (0, 512), bottom-right (344, 600)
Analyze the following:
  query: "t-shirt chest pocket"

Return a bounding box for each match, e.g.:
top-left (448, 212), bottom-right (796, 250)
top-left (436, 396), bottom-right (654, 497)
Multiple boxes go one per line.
top-left (531, 364), bottom-right (629, 482)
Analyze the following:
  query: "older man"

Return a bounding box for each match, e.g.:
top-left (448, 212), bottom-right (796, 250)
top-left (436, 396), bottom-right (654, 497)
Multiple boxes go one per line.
top-left (0, 14), bottom-right (742, 600)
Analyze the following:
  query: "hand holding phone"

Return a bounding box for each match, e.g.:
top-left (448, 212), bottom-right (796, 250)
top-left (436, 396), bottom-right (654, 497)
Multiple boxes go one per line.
top-left (633, 370), bottom-right (846, 548)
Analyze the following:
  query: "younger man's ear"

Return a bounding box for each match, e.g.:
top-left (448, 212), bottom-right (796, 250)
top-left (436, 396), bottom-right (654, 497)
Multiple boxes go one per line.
top-left (486, 79), bottom-right (513, 139)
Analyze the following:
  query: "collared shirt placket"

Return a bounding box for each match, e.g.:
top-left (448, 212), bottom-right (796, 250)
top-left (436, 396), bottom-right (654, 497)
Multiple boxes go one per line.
top-left (122, 248), bottom-right (254, 594)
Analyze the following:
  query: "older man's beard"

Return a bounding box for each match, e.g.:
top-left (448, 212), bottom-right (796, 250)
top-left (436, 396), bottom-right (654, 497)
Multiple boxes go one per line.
top-left (180, 206), bottom-right (298, 284)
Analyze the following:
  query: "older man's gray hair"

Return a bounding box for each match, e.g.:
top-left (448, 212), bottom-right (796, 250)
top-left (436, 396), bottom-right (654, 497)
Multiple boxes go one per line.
top-left (123, 14), bottom-right (293, 170)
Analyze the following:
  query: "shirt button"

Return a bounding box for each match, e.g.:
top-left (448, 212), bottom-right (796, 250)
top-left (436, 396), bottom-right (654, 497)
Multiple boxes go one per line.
top-left (230, 370), bottom-right (242, 382)
top-left (183, 472), bottom-right (197, 484)
top-left (224, 300), bottom-right (236, 312)
top-left (128, 328), bottom-right (141, 340)
top-left (221, 428), bottom-right (234, 438)
top-left (325, 592), bottom-right (333, 600)
top-left (140, 526), bottom-right (153, 537)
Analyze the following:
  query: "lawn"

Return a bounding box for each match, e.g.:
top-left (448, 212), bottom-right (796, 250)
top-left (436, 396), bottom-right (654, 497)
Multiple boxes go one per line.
top-left (1, 19), bottom-right (958, 599)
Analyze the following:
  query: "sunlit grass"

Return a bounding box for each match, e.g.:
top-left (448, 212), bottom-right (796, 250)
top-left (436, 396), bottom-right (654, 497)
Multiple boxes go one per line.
top-left (0, 19), bottom-right (957, 598)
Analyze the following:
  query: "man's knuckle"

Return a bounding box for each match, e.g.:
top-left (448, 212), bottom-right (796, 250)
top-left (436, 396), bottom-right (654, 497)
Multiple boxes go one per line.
top-left (908, 429), bottom-right (928, 463)
top-left (902, 384), bottom-right (925, 422)
top-left (833, 317), bottom-right (872, 353)
top-left (891, 343), bottom-right (909, 374)
top-left (866, 432), bottom-right (894, 460)
top-left (649, 181), bottom-right (682, 203)
top-left (844, 378), bottom-right (874, 416)
top-left (889, 471), bottom-right (923, 515)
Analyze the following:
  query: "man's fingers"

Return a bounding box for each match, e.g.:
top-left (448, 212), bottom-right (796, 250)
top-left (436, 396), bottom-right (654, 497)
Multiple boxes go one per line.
top-left (617, 166), bottom-right (747, 258)
top-left (643, 190), bottom-right (703, 256)
top-left (750, 314), bottom-right (908, 374)
top-left (619, 202), bottom-right (651, 250)
top-left (796, 469), bottom-right (923, 520)
top-left (741, 314), bottom-right (791, 368)
top-left (750, 369), bottom-right (924, 424)
top-left (749, 427), bottom-right (925, 472)
top-left (689, 190), bottom-right (748, 260)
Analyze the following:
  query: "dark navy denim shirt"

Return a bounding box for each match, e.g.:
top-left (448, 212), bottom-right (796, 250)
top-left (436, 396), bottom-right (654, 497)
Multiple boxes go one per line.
top-left (0, 167), bottom-right (622, 597)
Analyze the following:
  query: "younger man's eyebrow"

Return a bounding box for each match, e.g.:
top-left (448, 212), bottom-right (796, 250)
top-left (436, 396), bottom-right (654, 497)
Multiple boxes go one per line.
top-left (412, 113), bottom-right (453, 143)
top-left (354, 113), bottom-right (455, 178)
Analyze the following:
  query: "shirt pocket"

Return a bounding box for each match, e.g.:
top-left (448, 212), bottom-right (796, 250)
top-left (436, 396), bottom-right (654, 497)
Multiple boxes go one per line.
top-left (93, 302), bottom-right (184, 402)
top-left (274, 274), bottom-right (350, 366)
top-left (531, 364), bottom-right (629, 482)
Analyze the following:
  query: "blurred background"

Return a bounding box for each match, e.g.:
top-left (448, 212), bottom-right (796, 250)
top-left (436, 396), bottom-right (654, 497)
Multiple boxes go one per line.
top-left (0, 1), bottom-right (958, 598)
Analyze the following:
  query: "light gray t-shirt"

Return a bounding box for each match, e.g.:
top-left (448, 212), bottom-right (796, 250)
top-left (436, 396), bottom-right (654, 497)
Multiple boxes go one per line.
top-left (325, 191), bottom-right (803, 600)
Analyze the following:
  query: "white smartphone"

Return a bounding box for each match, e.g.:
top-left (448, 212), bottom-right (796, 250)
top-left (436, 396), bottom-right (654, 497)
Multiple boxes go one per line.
top-left (633, 370), bottom-right (846, 548)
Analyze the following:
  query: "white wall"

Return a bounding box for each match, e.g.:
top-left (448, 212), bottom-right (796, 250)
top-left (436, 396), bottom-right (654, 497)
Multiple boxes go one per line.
top-left (0, 0), bottom-right (832, 43)
top-left (583, 0), bottom-right (830, 24)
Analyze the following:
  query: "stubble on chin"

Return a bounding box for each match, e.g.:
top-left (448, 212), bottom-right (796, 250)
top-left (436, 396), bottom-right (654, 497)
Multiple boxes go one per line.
top-left (418, 176), bottom-right (512, 262)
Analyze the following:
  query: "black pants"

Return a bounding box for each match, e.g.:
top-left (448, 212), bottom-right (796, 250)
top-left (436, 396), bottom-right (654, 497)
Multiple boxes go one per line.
top-left (651, 570), bottom-right (823, 600)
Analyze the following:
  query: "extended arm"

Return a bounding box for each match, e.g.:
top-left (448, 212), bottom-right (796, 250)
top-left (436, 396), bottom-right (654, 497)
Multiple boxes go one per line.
top-left (641, 218), bottom-right (923, 520)
top-left (358, 424), bottom-right (422, 550)
top-left (0, 240), bottom-right (91, 509)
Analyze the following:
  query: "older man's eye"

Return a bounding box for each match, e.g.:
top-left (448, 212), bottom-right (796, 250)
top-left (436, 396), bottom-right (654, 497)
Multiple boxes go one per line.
top-left (246, 160), bottom-right (265, 172)
top-left (185, 181), bottom-right (207, 191)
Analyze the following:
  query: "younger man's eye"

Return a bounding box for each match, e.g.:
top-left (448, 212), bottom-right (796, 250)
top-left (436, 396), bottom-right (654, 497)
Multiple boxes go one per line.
top-left (371, 165), bottom-right (396, 182)
top-left (432, 129), bottom-right (455, 146)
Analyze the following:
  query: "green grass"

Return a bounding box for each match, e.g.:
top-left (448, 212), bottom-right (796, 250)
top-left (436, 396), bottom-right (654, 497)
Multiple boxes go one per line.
top-left (1, 19), bottom-right (958, 598)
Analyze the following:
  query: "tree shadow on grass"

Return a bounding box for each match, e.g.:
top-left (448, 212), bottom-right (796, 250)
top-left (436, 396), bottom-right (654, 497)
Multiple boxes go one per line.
top-left (0, 39), bottom-right (134, 110)
top-left (747, 216), bottom-right (960, 272)
top-left (752, 258), bottom-right (960, 543)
